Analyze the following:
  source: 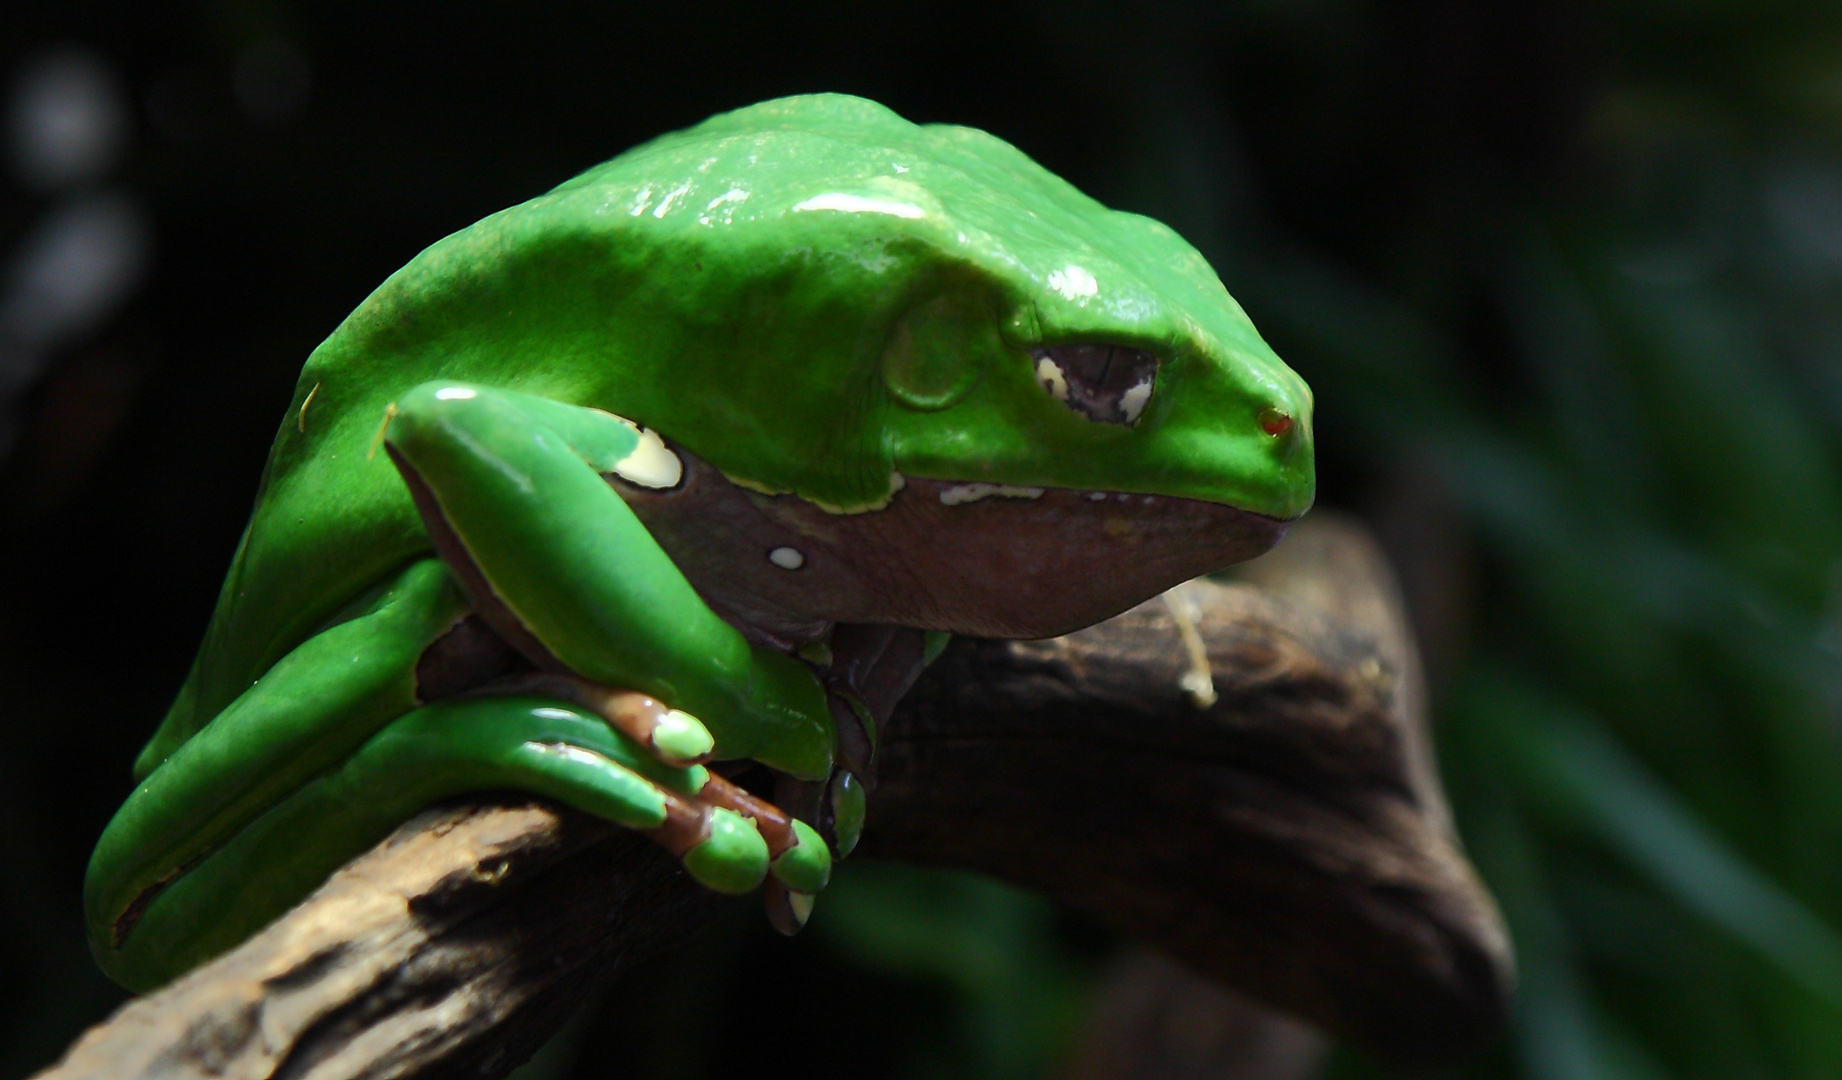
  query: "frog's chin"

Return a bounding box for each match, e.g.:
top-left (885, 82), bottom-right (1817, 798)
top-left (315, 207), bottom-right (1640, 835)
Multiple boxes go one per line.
top-left (610, 446), bottom-right (1289, 649)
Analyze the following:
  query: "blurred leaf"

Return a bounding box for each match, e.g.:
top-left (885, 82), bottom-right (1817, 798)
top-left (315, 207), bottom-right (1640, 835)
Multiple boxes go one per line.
top-left (814, 862), bottom-right (1092, 1080)
top-left (1461, 673), bottom-right (1842, 1013)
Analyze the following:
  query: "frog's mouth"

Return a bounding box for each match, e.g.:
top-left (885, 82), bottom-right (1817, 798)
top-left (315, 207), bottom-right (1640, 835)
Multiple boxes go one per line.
top-left (611, 444), bottom-right (1288, 647)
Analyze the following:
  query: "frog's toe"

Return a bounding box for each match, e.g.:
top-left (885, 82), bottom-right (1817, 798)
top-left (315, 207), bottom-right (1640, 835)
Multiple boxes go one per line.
top-left (489, 674), bottom-right (715, 766)
top-left (694, 771), bottom-right (827, 876)
top-left (678, 808), bottom-right (770, 894)
top-left (651, 767), bottom-right (832, 914)
top-left (650, 707), bottom-right (716, 764)
top-left (770, 819), bottom-right (832, 893)
top-left (509, 740), bottom-right (674, 830)
top-left (761, 821), bottom-right (829, 935)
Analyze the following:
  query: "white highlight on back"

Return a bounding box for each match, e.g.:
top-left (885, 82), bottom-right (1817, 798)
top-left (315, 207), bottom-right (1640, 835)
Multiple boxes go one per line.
top-left (434, 386), bottom-right (477, 400)
top-left (652, 181), bottom-right (693, 218)
top-left (1046, 264), bottom-right (1098, 300)
top-left (792, 193), bottom-right (927, 218)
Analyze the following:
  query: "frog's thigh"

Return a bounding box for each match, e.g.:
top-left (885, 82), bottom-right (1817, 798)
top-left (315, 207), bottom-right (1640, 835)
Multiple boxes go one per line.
top-left (107, 696), bottom-right (771, 992)
top-left (382, 382), bottom-right (831, 777)
top-left (85, 559), bottom-right (464, 977)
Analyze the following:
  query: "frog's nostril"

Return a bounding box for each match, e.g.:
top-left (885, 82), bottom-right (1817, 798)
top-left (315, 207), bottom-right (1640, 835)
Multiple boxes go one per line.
top-left (1030, 344), bottom-right (1158, 426)
top-left (1258, 406), bottom-right (1294, 438)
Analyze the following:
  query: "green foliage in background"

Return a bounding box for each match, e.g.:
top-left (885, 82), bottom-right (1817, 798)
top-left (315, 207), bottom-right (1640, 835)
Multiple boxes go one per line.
top-left (815, 864), bottom-right (1094, 1080)
top-left (1224, 17), bottom-right (1842, 1080)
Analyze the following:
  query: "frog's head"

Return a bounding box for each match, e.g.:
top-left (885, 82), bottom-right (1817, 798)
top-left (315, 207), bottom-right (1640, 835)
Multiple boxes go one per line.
top-left (530, 95), bottom-right (1313, 639)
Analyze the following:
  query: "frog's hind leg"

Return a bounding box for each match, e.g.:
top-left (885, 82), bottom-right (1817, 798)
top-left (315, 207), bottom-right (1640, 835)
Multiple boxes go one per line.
top-left (87, 557), bottom-right (466, 989)
top-left (106, 694), bottom-right (784, 990)
top-left (88, 563), bottom-right (821, 992)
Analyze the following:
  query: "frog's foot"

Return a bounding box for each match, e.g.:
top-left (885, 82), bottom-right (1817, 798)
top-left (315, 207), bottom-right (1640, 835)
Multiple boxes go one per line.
top-left (648, 763), bottom-right (830, 923)
top-left (699, 770), bottom-right (830, 933)
top-left (469, 672), bottom-right (831, 922)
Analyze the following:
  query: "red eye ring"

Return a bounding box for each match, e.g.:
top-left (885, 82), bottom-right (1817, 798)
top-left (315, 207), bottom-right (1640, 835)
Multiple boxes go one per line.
top-left (1258, 406), bottom-right (1293, 437)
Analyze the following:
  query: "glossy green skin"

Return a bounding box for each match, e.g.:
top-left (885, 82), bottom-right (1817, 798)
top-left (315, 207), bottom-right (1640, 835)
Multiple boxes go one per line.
top-left (85, 94), bottom-right (1314, 991)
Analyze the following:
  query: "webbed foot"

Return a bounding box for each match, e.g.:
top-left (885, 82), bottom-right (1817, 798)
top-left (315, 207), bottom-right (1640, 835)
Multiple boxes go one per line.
top-left (481, 672), bottom-right (831, 911)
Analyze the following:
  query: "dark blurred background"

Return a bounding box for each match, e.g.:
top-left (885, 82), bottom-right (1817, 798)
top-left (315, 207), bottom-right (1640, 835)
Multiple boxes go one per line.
top-left (3, 2), bottom-right (1840, 1078)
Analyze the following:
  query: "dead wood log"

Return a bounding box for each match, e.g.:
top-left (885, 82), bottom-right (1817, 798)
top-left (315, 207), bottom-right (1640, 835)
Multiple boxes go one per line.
top-left (886, 512), bottom-right (1511, 1075)
top-left (33, 513), bottom-right (1510, 1080)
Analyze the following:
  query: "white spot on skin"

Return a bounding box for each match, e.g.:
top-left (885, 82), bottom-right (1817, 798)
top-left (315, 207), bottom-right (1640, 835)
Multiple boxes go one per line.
top-left (1087, 491), bottom-right (1108, 501)
top-left (792, 193), bottom-right (927, 218)
top-left (769, 546), bottom-right (806, 570)
top-left (433, 385), bottom-right (476, 400)
top-left (938, 483), bottom-right (1046, 506)
top-left (1046, 264), bottom-right (1098, 301)
top-left (1035, 356), bottom-right (1069, 402)
top-left (1120, 378), bottom-right (1153, 424)
top-left (612, 427), bottom-right (683, 488)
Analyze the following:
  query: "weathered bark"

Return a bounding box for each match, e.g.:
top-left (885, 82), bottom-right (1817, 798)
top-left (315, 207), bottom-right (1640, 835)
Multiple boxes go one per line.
top-left (34, 513), bottom-right (1510, 1080)
top-left (877, 514), bottom-right (1510, 1067)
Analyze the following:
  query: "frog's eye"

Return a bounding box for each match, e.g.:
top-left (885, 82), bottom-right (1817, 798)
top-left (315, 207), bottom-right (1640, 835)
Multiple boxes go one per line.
top-left (1030, 344), bottom-right (1159, 426)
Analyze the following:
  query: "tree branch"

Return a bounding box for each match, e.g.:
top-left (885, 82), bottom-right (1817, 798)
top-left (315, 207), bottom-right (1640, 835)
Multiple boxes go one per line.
top-left (35, 513), bottom-right (1510, 1080)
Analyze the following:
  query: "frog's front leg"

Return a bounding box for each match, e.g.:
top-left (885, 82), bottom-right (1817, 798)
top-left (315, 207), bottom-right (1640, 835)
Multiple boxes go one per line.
top-left (381, 382), bottom-right (839, 924)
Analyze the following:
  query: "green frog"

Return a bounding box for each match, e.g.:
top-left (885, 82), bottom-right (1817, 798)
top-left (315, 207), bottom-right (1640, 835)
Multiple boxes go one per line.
top-left (85, 93), bottom-right (1314, 992)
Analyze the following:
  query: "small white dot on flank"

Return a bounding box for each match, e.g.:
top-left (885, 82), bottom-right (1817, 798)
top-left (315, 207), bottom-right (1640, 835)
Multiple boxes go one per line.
top-left (769, 546), bottom-right (806, 570)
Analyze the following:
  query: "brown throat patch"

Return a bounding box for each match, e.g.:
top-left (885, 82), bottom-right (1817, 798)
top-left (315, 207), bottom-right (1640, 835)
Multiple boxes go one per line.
top-left (610, 447), bottom-right (1289, 646)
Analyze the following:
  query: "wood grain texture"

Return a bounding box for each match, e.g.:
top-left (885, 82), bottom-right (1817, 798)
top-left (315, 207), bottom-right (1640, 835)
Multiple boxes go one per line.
top-left (34, 514), bottom-right (1510, 1080)
top-left (874, 514), bottom-right (1511, 1067)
